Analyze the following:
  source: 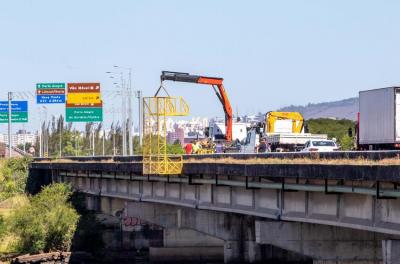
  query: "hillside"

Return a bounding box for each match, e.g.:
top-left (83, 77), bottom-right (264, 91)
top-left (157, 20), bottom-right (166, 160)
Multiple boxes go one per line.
top-left (278, 97), bottom-right (358, 120)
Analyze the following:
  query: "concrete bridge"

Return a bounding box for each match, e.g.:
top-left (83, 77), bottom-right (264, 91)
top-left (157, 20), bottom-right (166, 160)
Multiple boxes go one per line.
top-left (29, 153), bottom-right (400, 263)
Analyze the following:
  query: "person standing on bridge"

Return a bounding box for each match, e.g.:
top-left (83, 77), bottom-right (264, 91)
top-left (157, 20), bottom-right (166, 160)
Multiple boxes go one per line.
top-left (257, 138), bottom-right (269, 153)
top-left (185, 141), bottom-right (193, 154)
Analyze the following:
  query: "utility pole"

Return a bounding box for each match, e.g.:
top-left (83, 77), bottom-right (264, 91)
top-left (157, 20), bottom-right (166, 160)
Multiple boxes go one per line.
top-left (75, 134), bottom-right (78, 157)
top-left (113, 66), bottom-right (132, 156)
top-left (127, 68), bottom-right (133, 156)
top-left (113, 126), bottom-right (116, 156)
top-left (102, 129), bottom-right (105, 156)
top-left (121, 74), bottom-right (127, 156)
top-left (59, 116), bottom-right (62, 158)
top-left (42, 106), bottom-right (48, 157)
top-left (23, 123), bottom-right (26, 153)
top-left (136, 90), bottom-right (143, 146)
top-left (92, 124), bottom-right (95, 156)
top-left (7, 92), bottom-right (12, 158)
top-left (38, 107), bottom-right (42, 158)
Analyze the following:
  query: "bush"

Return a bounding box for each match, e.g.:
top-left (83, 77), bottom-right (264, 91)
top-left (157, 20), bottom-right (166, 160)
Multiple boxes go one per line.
top-left (0, 157), bottom-right (31, 201)
top-left (8, 183), bottom-right (79, 253)
top-left (339, 134), bottom-right (355, 150)
top-left (167, 142), bottom-right (184, 154)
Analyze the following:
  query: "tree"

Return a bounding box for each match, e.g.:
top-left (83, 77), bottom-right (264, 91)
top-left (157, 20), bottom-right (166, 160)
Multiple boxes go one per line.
top-left (0, 157), bottom-right (31, 201)
top-left (8, 183), bottom-right (79, 253)
top-left (307, 118), bottom-right (355, 149)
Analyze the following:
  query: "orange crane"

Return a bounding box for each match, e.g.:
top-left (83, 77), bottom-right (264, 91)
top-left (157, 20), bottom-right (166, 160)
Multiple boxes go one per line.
top-left (160, 71), bottom-right (233, 141)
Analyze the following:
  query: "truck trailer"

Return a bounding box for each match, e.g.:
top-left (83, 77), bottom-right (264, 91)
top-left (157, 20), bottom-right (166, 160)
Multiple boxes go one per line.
top-left (358, 86), bottom-right (400, 150)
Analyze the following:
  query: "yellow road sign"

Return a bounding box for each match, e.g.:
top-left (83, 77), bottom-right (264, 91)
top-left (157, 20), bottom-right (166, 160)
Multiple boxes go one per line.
top-left (67, 93), bottom-right (101, 104)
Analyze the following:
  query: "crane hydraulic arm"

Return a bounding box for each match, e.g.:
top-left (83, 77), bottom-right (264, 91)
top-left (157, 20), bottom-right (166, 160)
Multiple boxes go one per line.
top-left (265, 111), bottom-right (304, 133)
top-left (160, 71), bottom-right (233, 141)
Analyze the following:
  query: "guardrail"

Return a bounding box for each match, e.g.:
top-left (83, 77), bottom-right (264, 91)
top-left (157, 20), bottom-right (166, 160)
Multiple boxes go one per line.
top-left (32, 150), bottom-right (400, 163)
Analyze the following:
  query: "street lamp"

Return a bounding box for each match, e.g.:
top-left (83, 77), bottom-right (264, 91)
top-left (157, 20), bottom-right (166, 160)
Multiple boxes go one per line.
top-left (135, 90), bottom-right (143, 146)
top-left (106, 71), bottom-right (127, 156)
top-left (114, 65), bottom-right (134, 156)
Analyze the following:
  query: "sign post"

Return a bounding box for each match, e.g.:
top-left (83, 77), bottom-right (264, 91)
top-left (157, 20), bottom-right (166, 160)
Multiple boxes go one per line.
top-left (7, 92), bottom-right (11, 158)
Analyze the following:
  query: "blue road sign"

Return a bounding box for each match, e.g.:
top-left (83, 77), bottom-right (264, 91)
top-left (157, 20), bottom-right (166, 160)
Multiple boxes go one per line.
top-left (0, 101), bottom-right (28, 112)
top-left (36, 95), bottom-right (66, 104)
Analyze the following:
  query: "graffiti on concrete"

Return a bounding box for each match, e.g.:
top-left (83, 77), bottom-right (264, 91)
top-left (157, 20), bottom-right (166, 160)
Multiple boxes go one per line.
top-left (122, 216), bottom-right (163, 230)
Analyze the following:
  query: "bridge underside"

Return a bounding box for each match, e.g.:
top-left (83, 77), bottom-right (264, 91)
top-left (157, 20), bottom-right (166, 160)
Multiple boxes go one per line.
top-left (87, 195), bottom-right (394, 263)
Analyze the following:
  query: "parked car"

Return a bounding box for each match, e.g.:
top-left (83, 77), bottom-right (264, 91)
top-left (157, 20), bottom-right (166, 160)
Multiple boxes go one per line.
top-left (301, 140), bottom-right (339, 152)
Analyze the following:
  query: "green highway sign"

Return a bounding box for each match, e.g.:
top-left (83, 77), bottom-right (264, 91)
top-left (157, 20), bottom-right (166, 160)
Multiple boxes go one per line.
top-left (0, 112), bottom-right (28, 123)
top-left (66, 107), bottom-right (103, 122)
top-left (36, 83), bottom-right (65, 89)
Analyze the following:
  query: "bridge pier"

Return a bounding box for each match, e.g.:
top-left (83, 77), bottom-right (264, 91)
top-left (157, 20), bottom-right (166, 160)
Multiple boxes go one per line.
top-left (382, 240), bottom-right (400, 264)
top-left (256, 220), bottom-right (389, 263)
top-left (223, 236), bottom-right (262, 263)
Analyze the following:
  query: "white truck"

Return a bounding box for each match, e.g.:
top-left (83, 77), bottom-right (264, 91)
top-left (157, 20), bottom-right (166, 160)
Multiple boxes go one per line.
top-left (240, 127), bottom-right (328, 153)
top-left (358, 86), bottom-right (400, 150)
top-left (208, 121), bottom-right (249, 142)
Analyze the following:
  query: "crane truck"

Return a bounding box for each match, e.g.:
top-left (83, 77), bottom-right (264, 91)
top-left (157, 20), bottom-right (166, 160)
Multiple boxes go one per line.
top-left (241, 111), bottom-right (327, 153)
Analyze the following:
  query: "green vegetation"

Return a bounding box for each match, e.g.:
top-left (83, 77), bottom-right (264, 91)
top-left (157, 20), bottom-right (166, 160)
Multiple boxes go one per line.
top-left (307, 118), bottom-right (356, 150)
top-left (167, 140), bottom-right (185, 154)
top-left (7, 183), bottom-right (79, 253)
top-left (0, 157), bottom-right (31, 201)
top-left (0, 158), bottom-right (83, 256)
top-left (36, 115), bottom-right (183, 157)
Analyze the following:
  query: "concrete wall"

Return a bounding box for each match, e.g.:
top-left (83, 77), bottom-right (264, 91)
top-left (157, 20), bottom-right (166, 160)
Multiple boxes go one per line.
top-left (61, 170), bottom-right (400, 236)
top-left (88, 195), bottom-right (400, 263)
top-left (255, 220), bottom-right (393, 262)
top-left (163, 228), bottom-right (223, 247)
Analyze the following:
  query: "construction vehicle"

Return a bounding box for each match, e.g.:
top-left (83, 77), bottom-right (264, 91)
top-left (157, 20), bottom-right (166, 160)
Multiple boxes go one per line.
top-left (265, 111), bottom-right (304, 133)
top-left (241, 111), bottom-right (327, 152)
top-left (160, 71), bottom-right (233, 142)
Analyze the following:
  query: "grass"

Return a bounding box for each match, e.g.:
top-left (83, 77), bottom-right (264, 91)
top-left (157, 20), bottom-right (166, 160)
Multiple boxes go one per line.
top-left (0, 195), bottom-right (28, 218)
top-left (36, 155), bottom-right (400, 166)
top-left (0, 195), bottom-right (29, 255)
top-left (185, 157), bottom-right (400, 165)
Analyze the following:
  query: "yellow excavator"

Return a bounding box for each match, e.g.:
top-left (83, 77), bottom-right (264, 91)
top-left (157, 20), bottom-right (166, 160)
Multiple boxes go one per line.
top-left (265, 111), bottom-right (304, 133)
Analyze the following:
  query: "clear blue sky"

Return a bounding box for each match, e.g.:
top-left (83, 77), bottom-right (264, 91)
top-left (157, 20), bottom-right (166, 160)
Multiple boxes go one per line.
top-left (1, 0), bottom-right (400, 132)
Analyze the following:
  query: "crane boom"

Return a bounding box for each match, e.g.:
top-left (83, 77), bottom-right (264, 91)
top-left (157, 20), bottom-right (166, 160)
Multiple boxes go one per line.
top-left (265, 111), bottom-right (304, 133)
top-left (160, 71), bottom-right (233, 141)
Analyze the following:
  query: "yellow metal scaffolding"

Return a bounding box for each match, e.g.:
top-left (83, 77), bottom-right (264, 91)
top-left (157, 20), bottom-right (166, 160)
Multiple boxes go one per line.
top-left (142, 96), bottom-right (189, 175)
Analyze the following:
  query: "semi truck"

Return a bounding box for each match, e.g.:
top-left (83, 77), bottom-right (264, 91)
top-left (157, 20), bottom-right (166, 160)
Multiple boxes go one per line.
top-left (358, 87), bottom-right (400, 150)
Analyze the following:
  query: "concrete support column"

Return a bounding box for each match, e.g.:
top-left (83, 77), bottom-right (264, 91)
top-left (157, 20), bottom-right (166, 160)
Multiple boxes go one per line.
top-left (223, 216), bottom-right (261, 263)
top-left (223, 240), bottom-right (261, 263)
top-left (245, 240), bottom-right (262, 263)
top-left (383, 240), bottom-right (400, 264)
top-left (224, 240), bottom-right (241, 263)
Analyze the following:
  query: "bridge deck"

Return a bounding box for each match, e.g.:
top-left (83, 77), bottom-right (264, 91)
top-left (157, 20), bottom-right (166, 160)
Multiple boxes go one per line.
top-left (31, 152), bottom-right (400, 182)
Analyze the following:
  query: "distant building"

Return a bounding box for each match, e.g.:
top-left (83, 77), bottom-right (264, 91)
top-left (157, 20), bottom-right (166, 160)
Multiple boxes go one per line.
top-left (167, 127), bottom-right (185, 146)
top-left (0, 130), bottom-right (37, 147)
